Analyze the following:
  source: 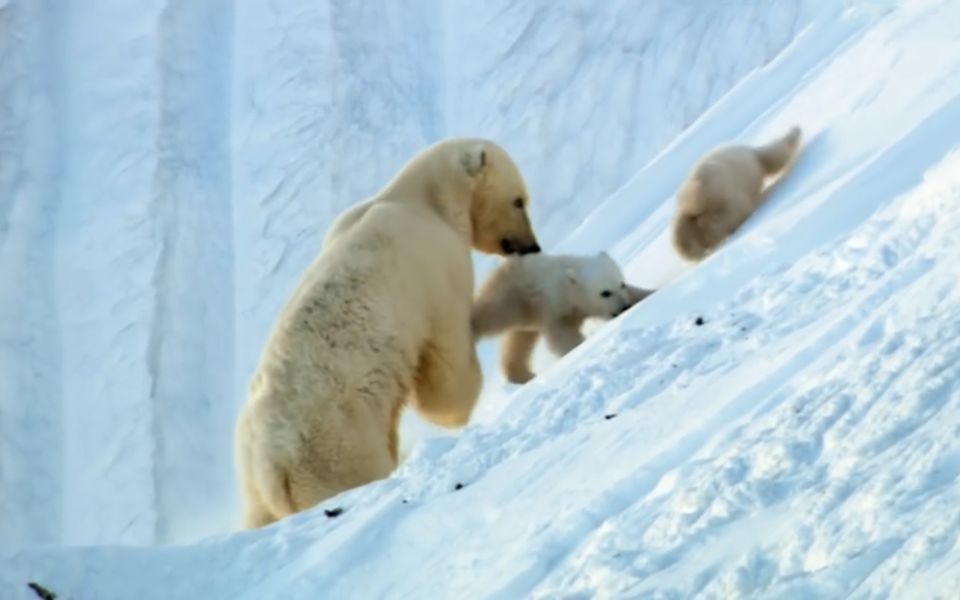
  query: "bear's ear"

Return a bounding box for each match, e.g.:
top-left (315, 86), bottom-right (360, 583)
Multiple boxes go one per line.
top-left (461, 144), bottom-right (487, 177)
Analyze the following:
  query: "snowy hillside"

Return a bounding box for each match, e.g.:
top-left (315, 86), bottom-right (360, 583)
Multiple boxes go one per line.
top-left (4, 0), bottom-right (960, 598)
top-left (0, 0), bottom-right (818, 549)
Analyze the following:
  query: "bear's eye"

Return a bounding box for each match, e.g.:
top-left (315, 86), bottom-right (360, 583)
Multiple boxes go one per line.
top-left (513, 197), bottom-right (524, 209)
top-left (601, 290), bottom-right (612, 298)
top-left (621, 283), bottom-right (626, 289)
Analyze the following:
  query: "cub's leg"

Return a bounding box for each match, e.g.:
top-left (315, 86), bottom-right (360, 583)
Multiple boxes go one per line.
top-left (543, 319), bottom-right (585, 357)
top-left (501, 329), bottom-right (540, 384)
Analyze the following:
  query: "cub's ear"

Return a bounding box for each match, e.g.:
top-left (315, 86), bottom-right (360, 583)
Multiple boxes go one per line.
top-left (597, 251), bottom-right (612, 260)
top-left (460, 143), bottom-right (487, 177)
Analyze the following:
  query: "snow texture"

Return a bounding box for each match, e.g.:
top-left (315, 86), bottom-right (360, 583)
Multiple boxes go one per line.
top-left (4, 0), bottom-right (960, 598)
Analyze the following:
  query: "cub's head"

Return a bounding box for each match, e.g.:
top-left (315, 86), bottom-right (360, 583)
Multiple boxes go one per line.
top-left (567, 252), bottom-right (649, 319)
top-left (673, 211), bottom-right (728, 261)
top-left (460, 141), bottom-right (541, 256)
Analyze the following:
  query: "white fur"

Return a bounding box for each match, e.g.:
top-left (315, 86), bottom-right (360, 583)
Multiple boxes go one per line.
top-left (673, 126), bottom-right (802, 261)
top-left (472, 252), bottom-right (652, 383)
top-left (235, 138), bottom-right (539, 528)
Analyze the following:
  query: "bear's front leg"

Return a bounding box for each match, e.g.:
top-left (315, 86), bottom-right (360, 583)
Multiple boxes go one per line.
top-left (410, 319), bottom-right (483, 428)
top-left (543, 319), bottom-right (585, 357)
top-left (500, 330), bottom-right (539, 384)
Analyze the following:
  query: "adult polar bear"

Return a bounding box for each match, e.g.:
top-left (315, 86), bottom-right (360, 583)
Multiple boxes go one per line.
top-left (235, 138), bottom-right (541, 528)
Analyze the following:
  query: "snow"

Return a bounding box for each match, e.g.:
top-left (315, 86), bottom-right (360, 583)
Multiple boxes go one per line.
top-left (3, 0), bottom-right (960, 598)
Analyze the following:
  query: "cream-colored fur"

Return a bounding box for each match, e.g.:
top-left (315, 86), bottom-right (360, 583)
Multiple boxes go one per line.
top-left (235, 138), bottom-right (540, 528)
top-left (673, 126), bottom-right (802, 261)
top-left (472, 252), bottom-right (652, 384)
top-left (322, 199), bottom-right (373, 250)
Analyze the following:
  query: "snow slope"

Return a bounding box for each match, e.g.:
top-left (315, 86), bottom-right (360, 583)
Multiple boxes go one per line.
top-left (0, 0), bottom-right (818, 549)
top-left (5, 0), bottom-right (960, 598)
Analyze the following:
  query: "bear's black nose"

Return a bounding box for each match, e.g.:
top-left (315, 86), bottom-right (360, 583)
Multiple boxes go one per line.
top-left (500, 239), bottom-right (516, 254)
top-left (523, 243), bottom-right (541, 254)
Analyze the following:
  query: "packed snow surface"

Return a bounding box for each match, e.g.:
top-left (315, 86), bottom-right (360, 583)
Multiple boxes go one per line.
top-left (4, 0), bottom-right (960, 598)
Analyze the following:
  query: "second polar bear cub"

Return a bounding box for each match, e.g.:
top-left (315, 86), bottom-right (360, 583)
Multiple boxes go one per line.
top-left (673, 126), bottom-right (802, 261)
top-left (472, 252), bottom-right (652, 384)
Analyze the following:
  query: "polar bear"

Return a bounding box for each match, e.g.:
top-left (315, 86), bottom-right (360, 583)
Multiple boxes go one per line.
top-left (235, 138), bottom-right (541, 528)
top-left (322, 198), bottom-right (373, 250)
top-left (673, 126), bottom-right (802, 261)
top-left (471, 252), bottom-right (652, 384)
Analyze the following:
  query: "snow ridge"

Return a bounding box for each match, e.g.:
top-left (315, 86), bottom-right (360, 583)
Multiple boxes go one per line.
top-left (147, 0), bottom-right (237, 543)
top-left (0, 0), bottom-right (63, 551)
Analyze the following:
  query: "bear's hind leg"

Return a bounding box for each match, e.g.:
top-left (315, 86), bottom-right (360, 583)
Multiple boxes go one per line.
top-left (235, 422), bottom-right (284, 529)
top-left (501, 330), bottom-right (539, 384)
top-left (284, 413), bottom-right (399, 515)
top-left (282, 450), bottom-right (394, 516)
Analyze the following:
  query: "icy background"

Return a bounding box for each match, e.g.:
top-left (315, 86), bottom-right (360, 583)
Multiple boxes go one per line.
top-left (4, 0), bottom-right (960, 597)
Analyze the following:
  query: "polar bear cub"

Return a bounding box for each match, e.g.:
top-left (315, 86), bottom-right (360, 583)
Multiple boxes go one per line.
top-left (472, 252), bottom-right (652, 384)
top-left (673, 126), bottom-right (802, 261)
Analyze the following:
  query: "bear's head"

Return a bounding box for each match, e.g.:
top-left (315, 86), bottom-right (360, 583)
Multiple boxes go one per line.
top-left (460, 142), bottom-right (541, 256)
top-left (673, 212), bottom-right (723, 261)
top-left (567, 252), bottom-right (648, 319)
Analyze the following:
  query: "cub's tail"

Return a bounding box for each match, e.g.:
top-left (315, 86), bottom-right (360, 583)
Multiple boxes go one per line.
top-left (753, 126), bottom-right (802, 175)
